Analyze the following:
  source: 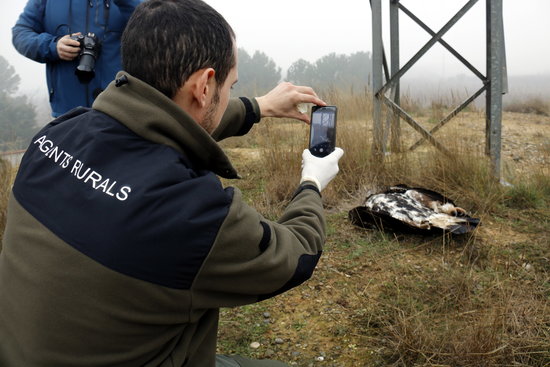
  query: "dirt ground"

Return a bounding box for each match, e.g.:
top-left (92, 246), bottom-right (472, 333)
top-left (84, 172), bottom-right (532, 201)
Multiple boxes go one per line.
top-left (456, 111), bottom-right (549, 174)
top-left (218, 110), bottom-right (550, 366)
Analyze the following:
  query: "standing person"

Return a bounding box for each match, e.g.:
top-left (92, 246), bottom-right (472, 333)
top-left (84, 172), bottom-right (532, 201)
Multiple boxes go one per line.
top-left (12, 0), bottom-right (141, 117)
top-left (0, 0), bottom-right (345, 366)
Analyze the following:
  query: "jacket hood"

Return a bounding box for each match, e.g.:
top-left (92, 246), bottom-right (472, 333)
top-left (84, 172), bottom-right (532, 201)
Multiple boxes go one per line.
top-left (92, 71), bottom-right (239, 179)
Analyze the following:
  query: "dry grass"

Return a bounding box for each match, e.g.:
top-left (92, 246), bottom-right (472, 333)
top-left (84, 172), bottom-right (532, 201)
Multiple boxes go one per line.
top-left (504, 97), bottom-right (549, 116)
top-left (0, 159), bottom-right (15, 252)
top-left (218, 93), bottom-right (550, 366)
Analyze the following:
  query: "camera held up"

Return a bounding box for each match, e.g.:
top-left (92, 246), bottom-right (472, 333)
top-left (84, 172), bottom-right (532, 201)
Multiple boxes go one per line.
top-left (70, 32), bottom-right (101, 84)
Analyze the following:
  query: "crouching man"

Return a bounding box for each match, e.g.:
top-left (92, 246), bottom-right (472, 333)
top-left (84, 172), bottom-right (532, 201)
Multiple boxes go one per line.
top-left (0, 0), bottom-right (344, 366)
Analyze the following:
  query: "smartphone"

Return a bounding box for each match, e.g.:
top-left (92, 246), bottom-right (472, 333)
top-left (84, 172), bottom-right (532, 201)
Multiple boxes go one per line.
top-left (309, 105), bottom-right (337, 157)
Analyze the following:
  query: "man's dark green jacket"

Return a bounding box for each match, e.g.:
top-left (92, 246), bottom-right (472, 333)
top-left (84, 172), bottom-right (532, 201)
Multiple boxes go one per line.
top-left (0, 72), bottom-right (326, 366)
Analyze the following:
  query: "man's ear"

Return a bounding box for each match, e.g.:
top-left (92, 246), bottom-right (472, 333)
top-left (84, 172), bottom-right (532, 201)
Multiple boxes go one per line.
top-left (171, 67), bottom-right (216, 121)
top-left (192, 68), bottom-right (216, 108)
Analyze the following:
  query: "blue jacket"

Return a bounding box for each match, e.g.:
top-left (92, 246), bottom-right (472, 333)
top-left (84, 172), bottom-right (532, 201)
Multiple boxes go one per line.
top-left (12, 0), bottom-right (140, 117)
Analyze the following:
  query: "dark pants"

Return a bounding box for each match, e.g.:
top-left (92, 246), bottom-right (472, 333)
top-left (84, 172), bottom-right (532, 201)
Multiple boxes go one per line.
top-left (216, 355), bottom-right (289, 367)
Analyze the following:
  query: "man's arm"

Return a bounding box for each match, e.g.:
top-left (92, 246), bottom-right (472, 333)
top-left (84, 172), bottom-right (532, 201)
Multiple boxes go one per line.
top-left (191, 184), bottom-right (326, 308)
top-left (211, 83), bottom-right (326, 142)
top-left (190, 148), bottom-right (344, 308)
top-left (12, 0), bottom-right (58, 63)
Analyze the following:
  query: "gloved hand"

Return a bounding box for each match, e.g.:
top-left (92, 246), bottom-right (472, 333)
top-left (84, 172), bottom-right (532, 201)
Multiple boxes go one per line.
top-left (300, 148), bottom-right (344, 192)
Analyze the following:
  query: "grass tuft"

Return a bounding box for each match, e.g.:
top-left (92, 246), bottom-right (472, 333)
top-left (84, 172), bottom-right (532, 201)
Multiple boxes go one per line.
top-left (0, 159), bottom-right (14, 252)
top-left (504, 97), bottom-right (549, 116)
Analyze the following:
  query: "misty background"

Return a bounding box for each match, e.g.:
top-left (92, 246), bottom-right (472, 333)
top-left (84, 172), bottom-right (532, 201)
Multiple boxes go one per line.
top-left (1, 0), bottom-right (549, 149)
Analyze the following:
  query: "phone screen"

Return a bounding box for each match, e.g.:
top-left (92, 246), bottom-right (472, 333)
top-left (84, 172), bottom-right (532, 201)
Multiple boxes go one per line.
top-left (309, 106), bottom-right (337, 157)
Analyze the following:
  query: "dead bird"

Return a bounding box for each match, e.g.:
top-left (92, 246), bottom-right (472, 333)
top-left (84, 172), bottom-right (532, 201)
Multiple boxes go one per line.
top-left (349, 185), bottom-right (480, 234)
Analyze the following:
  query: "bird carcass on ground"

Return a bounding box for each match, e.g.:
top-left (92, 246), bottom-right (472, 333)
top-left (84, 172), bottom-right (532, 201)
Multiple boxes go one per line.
top-left (349, 185), bottom-right (480, 234)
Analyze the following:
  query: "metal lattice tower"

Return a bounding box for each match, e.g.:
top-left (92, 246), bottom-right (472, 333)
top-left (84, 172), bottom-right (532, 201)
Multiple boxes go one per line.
top-left (371, 0), bottom-right (507, 180)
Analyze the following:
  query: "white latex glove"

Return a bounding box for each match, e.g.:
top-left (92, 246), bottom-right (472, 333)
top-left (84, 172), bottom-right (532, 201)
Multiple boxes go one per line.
top-left (300, 148), bottom-right (344, 192)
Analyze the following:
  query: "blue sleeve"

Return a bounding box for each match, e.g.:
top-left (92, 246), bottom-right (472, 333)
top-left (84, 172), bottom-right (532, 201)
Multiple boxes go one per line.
top-left (12, 0), bottom-right (59, 64)
top-left (113, 0), bottom-right (142, 23)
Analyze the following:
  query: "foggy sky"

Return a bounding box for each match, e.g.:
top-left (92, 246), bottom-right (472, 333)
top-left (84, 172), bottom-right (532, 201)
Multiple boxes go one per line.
top-left (1, 0), bottom-right (549, 96)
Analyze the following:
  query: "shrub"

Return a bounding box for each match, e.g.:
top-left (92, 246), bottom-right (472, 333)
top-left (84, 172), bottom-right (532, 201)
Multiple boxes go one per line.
top-left (504, 97), bottom-right (549, 116)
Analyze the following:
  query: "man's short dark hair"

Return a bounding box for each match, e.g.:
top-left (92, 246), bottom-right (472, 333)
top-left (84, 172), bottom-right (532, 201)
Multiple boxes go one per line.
top-left (121, 0), bottom-right (236, 98)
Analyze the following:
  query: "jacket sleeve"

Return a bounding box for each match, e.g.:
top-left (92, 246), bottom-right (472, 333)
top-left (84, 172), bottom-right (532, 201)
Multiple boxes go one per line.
top-left (12, 0), bottom-right (59, 63)
top-left (190, 183), bottom-right (325, 309)
top-left (211, 97), bottom-right (261, 142)
top-left (113, 0), bottom-right (141, 23)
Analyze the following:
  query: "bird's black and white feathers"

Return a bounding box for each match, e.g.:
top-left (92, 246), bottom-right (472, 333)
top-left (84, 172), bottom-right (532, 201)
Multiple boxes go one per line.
top-left (349, 185), bottom-right (480, 234)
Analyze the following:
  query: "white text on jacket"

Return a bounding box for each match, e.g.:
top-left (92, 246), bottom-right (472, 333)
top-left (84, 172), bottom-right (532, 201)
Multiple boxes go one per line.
top-left (33, 135), bottom-right (132, 201)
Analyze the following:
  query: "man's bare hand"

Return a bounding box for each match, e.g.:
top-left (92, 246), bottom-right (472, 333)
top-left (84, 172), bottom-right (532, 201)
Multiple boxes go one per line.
top-left (256, 82), bottom-right (326, 124)
top-left (56, 34), bottom-right (81, 61)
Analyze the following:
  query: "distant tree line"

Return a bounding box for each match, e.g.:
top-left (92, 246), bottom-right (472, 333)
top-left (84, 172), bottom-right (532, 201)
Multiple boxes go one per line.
top-left (233, 48), bottom-right (282, 96)
top-left (233, 48), bottom-right (372, 96)
top-left (287, 51), bottom-right (372, 91)
top-left (0, 55), bottom-right (37, 152)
